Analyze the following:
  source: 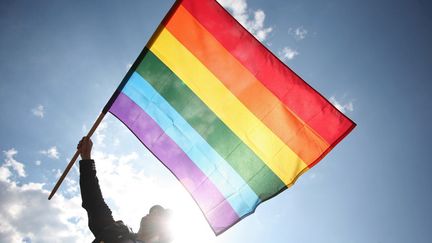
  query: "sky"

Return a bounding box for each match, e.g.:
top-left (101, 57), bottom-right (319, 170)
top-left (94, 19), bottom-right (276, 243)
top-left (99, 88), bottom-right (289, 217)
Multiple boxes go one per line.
top-left (1, 0), bottom-right (432, 242)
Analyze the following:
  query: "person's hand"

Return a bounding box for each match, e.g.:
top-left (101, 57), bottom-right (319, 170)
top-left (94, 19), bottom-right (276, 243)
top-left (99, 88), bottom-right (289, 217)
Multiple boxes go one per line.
top-left (77, 136), bottom-right (93, 160)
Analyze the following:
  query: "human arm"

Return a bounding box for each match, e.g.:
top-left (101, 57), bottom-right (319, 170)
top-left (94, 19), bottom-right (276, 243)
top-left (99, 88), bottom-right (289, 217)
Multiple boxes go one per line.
top-left (78, 137), bottom-right (115, 237)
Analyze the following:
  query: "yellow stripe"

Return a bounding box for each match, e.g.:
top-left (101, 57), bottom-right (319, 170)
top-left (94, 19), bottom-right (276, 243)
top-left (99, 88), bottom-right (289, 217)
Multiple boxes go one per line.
top-left (148, 28), bottom-right (308, 185)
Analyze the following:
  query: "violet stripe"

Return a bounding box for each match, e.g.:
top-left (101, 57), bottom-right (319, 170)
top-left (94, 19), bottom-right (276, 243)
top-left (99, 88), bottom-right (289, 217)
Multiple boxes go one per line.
top-left (109, 92), bottom-right (239, 228)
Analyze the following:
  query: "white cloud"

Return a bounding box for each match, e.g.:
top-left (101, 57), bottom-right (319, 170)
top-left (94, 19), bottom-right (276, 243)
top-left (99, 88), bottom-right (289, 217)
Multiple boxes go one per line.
top-left (0, 164), bottom-right (92, 242)
top-left (35, 160), bottom-right (41, 166)
top-left (40, 146), bottom-right (60, 159)
top-left (289, 26), bottom-right (308, 40)
top-left (329, 96), bottom-right (354, 113)
top-left (65, 177), bottom-right (78, 194)
top-left (218, 0), bottom-right (273, 41)
top-left (31, 105), bottom-right (45, 118)
top-left (279, 47), bottom-right (299, 61)
top-left (53, 168), bottom-right (62, 179)
top-left (3, 149), bottom-right (26, 177)
top-left (94, 121), bottom-right (108, 147)
top-left (0, 166), bottom-right (12, 182)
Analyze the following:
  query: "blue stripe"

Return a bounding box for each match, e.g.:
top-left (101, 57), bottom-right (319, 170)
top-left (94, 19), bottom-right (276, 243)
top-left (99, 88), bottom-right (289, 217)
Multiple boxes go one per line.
top-left (121, 72), bottom-right (260, 216)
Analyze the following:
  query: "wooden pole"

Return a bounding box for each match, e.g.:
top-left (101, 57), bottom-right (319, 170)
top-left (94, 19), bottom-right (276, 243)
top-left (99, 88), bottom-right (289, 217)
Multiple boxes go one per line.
top-left (48, 112), bottom-right (106, 200)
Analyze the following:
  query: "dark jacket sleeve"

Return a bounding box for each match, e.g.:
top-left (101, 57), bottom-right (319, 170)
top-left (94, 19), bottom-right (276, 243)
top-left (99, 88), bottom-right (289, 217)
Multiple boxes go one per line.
top-left (79, 159), bottom-right (115, 238)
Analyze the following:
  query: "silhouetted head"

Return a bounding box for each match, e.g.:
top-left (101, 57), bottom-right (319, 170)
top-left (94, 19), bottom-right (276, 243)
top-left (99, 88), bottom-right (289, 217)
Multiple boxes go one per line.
top-left (136, 205), bottom-right (173, 243)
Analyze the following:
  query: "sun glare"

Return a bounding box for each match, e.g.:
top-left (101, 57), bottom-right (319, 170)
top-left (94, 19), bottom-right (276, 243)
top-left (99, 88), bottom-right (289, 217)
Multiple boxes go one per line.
top-left (111, 154), bottom-right (218, 243)
top-left (167, 191), bottom-right (216, 243)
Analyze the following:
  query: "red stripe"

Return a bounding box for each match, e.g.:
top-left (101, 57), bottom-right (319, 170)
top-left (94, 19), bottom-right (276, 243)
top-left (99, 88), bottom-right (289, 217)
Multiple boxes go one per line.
top-left (180, 0), bottom-right (355, 145)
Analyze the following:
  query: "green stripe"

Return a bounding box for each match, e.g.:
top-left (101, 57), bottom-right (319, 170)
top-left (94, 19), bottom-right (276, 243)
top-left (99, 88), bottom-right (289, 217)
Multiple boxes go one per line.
top-left (136, 49), bottom-right (285, 200)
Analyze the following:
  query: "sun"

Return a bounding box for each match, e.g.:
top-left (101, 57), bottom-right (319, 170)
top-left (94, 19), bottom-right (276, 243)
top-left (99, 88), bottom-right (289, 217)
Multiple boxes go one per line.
top-left (116, 165), bottom-right (218, 243)
top-left (166, 190), bottom-right (217, 243)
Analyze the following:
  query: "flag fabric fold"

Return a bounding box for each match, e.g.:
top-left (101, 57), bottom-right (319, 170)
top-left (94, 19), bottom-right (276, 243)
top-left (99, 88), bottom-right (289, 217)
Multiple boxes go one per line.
top-left (106, 0), bottom-right (355, 235)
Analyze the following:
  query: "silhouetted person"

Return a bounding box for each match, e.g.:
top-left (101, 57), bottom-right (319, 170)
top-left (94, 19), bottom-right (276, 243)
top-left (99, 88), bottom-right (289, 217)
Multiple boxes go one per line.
top-left (78, 137), bottom-right (172, 243)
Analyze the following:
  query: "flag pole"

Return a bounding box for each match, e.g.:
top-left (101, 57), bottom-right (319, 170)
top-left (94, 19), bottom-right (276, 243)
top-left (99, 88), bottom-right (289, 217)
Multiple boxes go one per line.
top-left (48, 112), bottom-right (106, 200)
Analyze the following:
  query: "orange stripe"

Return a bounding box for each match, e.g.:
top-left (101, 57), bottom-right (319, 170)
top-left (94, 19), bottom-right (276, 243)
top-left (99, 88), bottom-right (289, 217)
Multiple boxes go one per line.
top-left (165, 5), bottom-right (329, 166)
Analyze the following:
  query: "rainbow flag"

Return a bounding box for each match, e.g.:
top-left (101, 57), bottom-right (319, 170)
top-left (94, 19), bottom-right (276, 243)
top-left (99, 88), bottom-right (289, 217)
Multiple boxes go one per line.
top-left (104, 0), bottom-right (355, 235)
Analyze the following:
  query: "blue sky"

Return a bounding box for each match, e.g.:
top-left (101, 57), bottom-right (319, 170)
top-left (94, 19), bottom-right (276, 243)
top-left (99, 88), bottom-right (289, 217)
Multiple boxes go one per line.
top-left (1, 0), bottom-right (432, 242)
